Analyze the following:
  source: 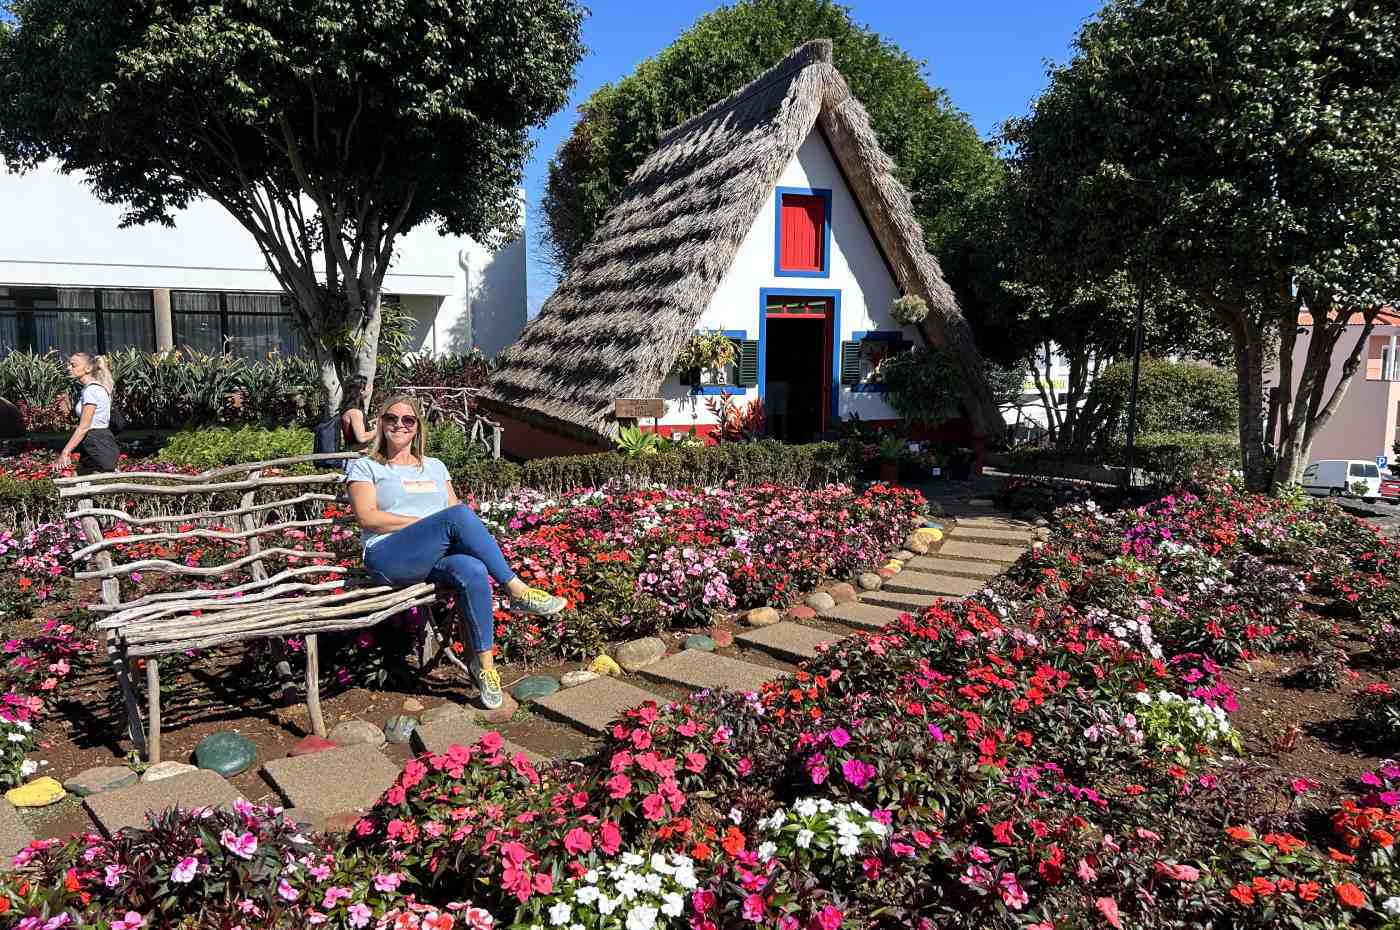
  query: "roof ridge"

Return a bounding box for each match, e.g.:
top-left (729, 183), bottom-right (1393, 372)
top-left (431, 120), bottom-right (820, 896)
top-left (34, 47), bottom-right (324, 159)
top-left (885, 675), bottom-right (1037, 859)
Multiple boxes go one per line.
top-left (655, 39), bottom-right (834, 148)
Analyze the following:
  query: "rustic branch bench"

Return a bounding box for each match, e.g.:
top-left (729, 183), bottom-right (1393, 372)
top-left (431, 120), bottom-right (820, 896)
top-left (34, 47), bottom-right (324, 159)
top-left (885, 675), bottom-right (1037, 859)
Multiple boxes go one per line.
top-left (56, 454), bottom-right (442, 762)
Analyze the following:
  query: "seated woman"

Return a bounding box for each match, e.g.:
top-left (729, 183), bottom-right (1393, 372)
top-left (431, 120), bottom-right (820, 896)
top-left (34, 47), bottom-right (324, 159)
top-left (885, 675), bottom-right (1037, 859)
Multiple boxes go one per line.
top-left (339, 375), bottom-right (376, 452)
top-left (347, 394), bottom-right (564, 708)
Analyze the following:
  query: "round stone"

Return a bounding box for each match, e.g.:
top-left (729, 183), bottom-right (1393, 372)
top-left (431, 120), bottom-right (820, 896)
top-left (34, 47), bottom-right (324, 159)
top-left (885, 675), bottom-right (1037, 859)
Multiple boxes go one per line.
top-left (709, 628), bottom-right (735, 648)
top-left (141, 761), bottom-right (199, 783)
top-left (5, 777), bottom-right (65, 808)
top-left (560, 670), bottom-right (599, 689)
top-left (685, 634), bottom-right (717, 652)
top-left (421, 703), bottom-right (471, 725)
top-left (805, 592), bottom-right (836, 611)
top-left (587, 655), bottom-right (622, 677)
top-left (614, 637), bottom-right (666, 672)
top-left (877, 567), bottom-right (897, 580)
top-left (401, 698), bottom-right (426, 714)
top-left (744, 607), bottom-right (780, 627)
top-left (194, 731), bottom-right (257, 777)
top-left (64, 765), bottom-right (138, 797)
top-left (903, 535), bottom-right (930, 555)
top-left (511, 675), bottom-right (561, 703)
top-left (288, 735), bottom-right (339, 757)
top-left (328, 719), bottom-right (387, 750)
top-left (384, 715), bottom-right (418, 745)
top-left (827, 582), bottom-right (857, 604)
top-left (785, 605), bottom-right (817, 621)
top-left (858, 572), bottom-right (883, 591)
top-left (476, 692), bottom-right (519, 724)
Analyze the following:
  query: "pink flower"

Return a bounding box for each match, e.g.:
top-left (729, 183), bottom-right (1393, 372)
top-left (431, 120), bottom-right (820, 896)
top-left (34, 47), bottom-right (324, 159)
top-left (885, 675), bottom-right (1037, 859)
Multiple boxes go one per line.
top-left (110, 913), bottom-right (144, 930)
top-left (841, 758), bottom-right (876, 789)
top-left (1291, 777), bottom-right (1316, 795)
top-left (692, 889), bottom-right (717, 914)
top-left (685, 752), bottom-right (708, 773)
top-left (277, 879), bottom-right (300, 902)
top-left (828, 727), bottom-right (850, 747)
top-left (1077, 858), bottom-right (1097, 883)
top-left (1096, 897), bottom-right (1123, 929)
top-left (600, 821), bottom-right (622, 855)
top-left (642, 793), bottom-right (667, 821)
top-left (1000, 873), bottom-right (1029, 910)
top-left (322, 886), bottom-right (352, 910)
top-left (220, 829), bottom-right (257, 859)
top-left (347, 903), bottom-right (373, 929)
top-left (742, 893), bottom-right (766, 920)
top-left (171, 856), bottom-right (198, 883)
top-left (606, 774), bottom-right (632, 799)
top-left (534, 871), bottom-right (553, 894)
top-left (811, 905), bottom-right (843, 930)
top-left (373, 872), bottom-right (402, 892)
top-left (564, 827), bottom-right (593, 854)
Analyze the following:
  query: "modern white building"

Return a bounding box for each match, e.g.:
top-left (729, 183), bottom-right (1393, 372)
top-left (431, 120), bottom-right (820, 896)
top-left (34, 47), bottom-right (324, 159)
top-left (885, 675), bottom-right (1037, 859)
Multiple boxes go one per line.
top-left (0, 161), bottom-right (528, 362)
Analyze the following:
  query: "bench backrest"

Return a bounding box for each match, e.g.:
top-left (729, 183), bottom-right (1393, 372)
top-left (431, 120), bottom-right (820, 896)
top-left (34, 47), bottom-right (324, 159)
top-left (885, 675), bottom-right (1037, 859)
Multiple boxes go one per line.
top-left (54, 453), bottom-right (362, 624)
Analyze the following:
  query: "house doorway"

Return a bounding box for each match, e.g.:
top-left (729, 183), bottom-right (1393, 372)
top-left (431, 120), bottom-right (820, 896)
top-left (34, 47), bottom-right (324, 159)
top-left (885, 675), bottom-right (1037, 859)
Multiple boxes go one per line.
top-left (764, 294), bottom-right (834, 443)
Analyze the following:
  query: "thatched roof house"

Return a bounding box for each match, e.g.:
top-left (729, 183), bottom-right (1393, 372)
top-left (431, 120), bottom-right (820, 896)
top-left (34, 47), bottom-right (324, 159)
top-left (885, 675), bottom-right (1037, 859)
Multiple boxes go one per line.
top-left (480, 40), bottom-right (999, 454)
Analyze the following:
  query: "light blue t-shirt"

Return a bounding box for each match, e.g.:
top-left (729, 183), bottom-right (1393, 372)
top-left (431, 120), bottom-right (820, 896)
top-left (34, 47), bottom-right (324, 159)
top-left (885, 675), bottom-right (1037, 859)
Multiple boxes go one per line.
top-left (345, 455), bottom-right (453, 550)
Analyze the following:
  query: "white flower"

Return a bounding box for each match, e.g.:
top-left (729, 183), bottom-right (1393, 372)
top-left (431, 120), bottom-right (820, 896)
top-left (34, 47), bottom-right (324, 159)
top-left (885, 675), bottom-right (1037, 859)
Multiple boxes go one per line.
top-left (19, 760), bottom-right (37, 776)
top-left (796, 829), bottom-right (815, 849)
top-left (620, 852), bottom-right (645, 867)
top-left (625, 904), bottom-right (659, 930)
top-left (642, 872), bottom-right (662, 895)
top-left (7, 732), bottom-right (25, 743)
top-left (757, 841), bottom-right (777, 860)
top-left (584, 870), bottom-right (599, 884)
top-left (549, 902), bottom-right (572, 926)
top-left (867, 820), bottom-right (889, 837)
top-left (661, 892), bottom-right (685, 918)
top-left (816, 798), bottom-right (834, 813)
top-left (729, 807), bottom-right (743, 824)
top-left (794, 798), bottom-right (818, 818)
top-left (673, 866), bottom-right (698, 890)
top-left (1132, 691), bottom-right (1152, 705)
top-left (837, 835), bottom-right (861, 856)
top-left (1384, 897), bottom-right (1400, 916)
top-left (597, 894), bottom-right (619, 916)
top-left (575, 886), bottom-right (600, 906)
top-left (650, 853), bottom-right (673, 875)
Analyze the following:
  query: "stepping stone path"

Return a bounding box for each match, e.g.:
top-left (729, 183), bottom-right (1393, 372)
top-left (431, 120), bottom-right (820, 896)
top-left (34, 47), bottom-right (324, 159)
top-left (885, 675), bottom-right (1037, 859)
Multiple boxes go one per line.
top-left (64, 766), bottom-right (139, 797)
top-left (535, 678), bottom-right (667, 736)
top-left (263, 746), bottom-right (402, 816)
top-left (860, 590), bottom-right (945, 613)
top-left (86, 771), bottom-right (242, 837)
top-left (0, 801), bottom-right (33, 860)
top-left (821, 601), bottom-right (911, 630)
top-left (141, 761), bottom-right (199, 782)
top-left (903, 556), bottom-right (1001, 579)
top-left (737, 623), bottom-right (844, 662)
top-left (195, 732), bottom-right (257, 776)
top-left (883, 571), bottom-right (984, 597)
top-left (641, 649), bottom-right (779, 695)
top-left (939, 540), bottom-right (1026, 564)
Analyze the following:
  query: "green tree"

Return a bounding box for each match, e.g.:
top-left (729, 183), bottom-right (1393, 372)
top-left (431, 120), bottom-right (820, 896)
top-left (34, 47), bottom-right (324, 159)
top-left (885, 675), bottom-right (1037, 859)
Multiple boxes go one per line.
top-left (0, 0), bottom-right (585, 407)
top-left (540, 0), bottom-right (1000, 280)
top-left (1005, 0), bottom-right (1400, 489)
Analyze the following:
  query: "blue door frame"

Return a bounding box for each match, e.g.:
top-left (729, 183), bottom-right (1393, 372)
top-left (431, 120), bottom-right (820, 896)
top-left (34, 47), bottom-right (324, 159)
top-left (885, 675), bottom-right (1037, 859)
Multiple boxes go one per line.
top-left (757, 287), bottom-right (842, 433)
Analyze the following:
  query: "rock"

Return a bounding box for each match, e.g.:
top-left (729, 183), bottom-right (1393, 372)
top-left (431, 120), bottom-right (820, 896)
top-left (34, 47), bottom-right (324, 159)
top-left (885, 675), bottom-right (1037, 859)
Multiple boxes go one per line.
top-left (588, 655), bottom-right (622, 677)
top-left (288, 735), bottom-right (339, 757)
top-left (893, 550), bottom-right (917, 563)
top-left (877, 567), bottom-right (897, 580)
top-left (805, 592), bottom-right (836, 611)
top-left (614, 637), bottom-right (666, 672)
top-left (918, 528), bottom-right (945, 544)
top-left (709, 628), bottom-right (735, 648)
top-left (1034, 517), bottom-right (1050, 528)
top-left (401, 698), bottom-right (426, 714)
top-left (384, 715), bottom-right (418, 745)
top-left (1034, 527), bottom-right (1052, 542)
top-left (785, 605), bottom-right (817, 621)
top-left (858, 572), bottom-right (882, 591)
top-left (685, 634), bottom-right (717, 652)
top-left (903, 535), bottom-right (930, 555)
top-left (141, 761), bottom-right (199, 783)
top-left (63, 766), bottom-right (138, 798)
top-left (194, 732), bottom-right (257, 777)
top-left (884, 560), bottom-right (903, 572)
top-left (922, 520), bottom-right (945, 530)
top-left (744, 607), bottom-right (780, 627)
top-left (828, 582), bottom-right (857, 604)
top-left (6, 777), bottom-right (65, 808)
top-left (560, 669), bottom-right (599, 689)
top-left (421, 703), bottom-right (471, 725)
top-left (511, 675), bottom-right (561, 703)
top-left (328, 720), bottom-right (387, 750)
top-left (475, 693), bottom-right (519, 724)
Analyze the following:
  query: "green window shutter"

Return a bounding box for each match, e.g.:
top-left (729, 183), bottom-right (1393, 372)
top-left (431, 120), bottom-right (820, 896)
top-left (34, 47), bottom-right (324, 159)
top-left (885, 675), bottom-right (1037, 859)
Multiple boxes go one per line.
top-left (840, 341), bottom-right (863, 385)
top-left (738, 340), bottom-right (759, 386)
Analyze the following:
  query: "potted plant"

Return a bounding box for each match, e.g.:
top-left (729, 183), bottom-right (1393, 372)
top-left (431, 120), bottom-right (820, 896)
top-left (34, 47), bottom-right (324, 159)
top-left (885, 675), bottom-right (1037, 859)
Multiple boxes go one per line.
top-left (671, 332), bottom-right (738, 386)
top-left (876, 435), bottom-right (907, 483)
top-left (890, 294), bottom-right (929, 327)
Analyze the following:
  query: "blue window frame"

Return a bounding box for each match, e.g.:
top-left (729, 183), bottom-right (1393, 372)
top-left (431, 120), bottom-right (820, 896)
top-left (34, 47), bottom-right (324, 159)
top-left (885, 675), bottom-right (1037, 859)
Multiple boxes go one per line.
top-left (849, 330), bottom-right (913, 393)
top-left (691, 329), bottom-right (748, 396)
top-left (773, 186), bottom-right (833, 279)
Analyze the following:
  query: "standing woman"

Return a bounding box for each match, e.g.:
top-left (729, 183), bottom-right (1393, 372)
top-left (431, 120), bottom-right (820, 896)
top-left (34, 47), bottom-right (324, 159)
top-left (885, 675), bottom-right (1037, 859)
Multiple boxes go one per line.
top-left (339, 375), bottom-right (376, 452)
top-left (56, 352), bottom-right (120, 474)
top-left (346, 394), bottom-right (565, 709)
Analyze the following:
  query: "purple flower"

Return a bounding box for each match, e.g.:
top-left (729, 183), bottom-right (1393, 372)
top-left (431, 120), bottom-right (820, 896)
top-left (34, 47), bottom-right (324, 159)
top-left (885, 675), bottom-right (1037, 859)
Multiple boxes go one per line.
top-left (220, 829), bottom-right (258, 859)
top-left (828, 727), bottom-right (851, 748)
top-left (841, 758), bottom-right (877, 789)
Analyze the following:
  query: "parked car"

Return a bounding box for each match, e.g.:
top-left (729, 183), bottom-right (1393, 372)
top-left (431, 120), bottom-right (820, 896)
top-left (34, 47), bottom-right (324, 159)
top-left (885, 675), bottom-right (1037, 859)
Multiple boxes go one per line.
top-left (1300, 459), bottom-right (1382, 500)
top-left (1381, 471), bottom-right (1400, 502)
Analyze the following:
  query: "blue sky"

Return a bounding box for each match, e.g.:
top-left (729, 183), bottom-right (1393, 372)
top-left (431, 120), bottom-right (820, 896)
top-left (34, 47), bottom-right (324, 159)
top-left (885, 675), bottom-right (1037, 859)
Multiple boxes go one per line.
top-left (521, 0), bottom-right (1104, 314)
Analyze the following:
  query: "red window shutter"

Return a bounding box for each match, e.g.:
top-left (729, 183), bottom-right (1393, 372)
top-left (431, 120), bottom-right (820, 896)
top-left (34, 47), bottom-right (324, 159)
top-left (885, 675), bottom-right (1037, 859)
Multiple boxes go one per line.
top-left (779, 194), bottom-right (825, 271)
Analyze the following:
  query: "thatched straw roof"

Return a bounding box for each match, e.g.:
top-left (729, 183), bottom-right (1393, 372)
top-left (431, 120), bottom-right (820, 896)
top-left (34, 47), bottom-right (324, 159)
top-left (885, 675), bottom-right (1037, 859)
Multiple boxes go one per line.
top-left (481, 40), bottom-right (1000, 443)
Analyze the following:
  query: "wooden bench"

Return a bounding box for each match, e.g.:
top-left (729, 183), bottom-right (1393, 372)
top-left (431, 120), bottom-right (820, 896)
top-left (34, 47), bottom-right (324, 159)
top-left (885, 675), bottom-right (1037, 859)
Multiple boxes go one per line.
top-left (56, 454), bottom-right (441, 762)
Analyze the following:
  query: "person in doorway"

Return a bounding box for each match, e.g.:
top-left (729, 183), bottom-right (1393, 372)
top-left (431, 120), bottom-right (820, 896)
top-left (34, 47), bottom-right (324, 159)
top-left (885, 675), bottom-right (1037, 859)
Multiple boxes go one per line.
top-left (346, 394), bottom-right (565, 708)
top-left (56, 352), bottom-right (120, 475)
top-left (339, 375), bottom-right (376, 452)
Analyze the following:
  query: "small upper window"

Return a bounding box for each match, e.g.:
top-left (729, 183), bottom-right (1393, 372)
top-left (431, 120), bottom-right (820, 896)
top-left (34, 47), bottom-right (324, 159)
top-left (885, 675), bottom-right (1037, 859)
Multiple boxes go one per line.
top-left (776, 190), bottom-right (829, 275)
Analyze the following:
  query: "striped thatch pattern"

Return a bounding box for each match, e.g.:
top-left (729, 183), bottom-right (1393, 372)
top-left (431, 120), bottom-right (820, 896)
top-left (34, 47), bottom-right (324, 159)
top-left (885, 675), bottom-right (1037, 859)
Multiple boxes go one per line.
top-left (482, 40), bottom-right (999, 442)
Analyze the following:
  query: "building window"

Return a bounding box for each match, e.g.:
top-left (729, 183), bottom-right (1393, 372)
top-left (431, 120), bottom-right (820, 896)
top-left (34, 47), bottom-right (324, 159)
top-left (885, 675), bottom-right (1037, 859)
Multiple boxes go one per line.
top-left (173, 290), bottom-right (305, 360)
top-left (774, 187), bottom-right (832, 277)
top-left (840, 331), bottom-right (912, 392)
top-left (0, 286), bottom-right (154, 357)
top-left (692, 330), bottom-right (758, 395)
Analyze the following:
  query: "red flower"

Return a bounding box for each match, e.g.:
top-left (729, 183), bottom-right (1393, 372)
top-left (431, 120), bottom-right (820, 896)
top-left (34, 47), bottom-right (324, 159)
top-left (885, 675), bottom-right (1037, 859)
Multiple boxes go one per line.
top-left (1229, 884), bottom-right (1256, 906)
top-left (1335, 883), bottom-right (1366, 908)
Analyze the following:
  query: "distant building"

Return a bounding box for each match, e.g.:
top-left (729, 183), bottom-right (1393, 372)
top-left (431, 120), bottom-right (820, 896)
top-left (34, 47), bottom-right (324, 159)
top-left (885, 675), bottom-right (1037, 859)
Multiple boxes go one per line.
top-left (0, 162), bottom-right (527, 362)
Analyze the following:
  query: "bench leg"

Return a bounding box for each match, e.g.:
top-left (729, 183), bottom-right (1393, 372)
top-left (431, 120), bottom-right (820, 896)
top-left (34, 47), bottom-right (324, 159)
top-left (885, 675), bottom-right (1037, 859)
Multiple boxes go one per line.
top-left (107, 632), bottom-right (147, 759)
top-left (305, 634), bottom-right (326, 738)
top-left (146, 658), bottom-right (162, 764)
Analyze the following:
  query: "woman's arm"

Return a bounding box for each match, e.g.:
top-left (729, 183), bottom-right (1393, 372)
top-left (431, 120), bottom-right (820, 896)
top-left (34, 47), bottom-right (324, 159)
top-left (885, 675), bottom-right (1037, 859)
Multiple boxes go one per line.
top-left (346, 408), bottom-right (377, 444)
top-left (348, 481), bottom-right (420, 533)
top-left (57, 404), bottom-right (96, 469)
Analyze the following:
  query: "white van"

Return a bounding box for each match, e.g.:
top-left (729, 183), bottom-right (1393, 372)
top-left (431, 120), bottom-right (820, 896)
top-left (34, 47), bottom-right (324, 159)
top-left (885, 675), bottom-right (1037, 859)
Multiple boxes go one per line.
top-left (1301, 459), bottom-right (1382, 500)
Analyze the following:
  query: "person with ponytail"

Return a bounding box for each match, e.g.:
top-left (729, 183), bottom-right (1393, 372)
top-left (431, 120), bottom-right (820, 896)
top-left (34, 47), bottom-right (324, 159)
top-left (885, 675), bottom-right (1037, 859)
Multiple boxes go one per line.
top-left (57, 352), bottom-right (121, 474)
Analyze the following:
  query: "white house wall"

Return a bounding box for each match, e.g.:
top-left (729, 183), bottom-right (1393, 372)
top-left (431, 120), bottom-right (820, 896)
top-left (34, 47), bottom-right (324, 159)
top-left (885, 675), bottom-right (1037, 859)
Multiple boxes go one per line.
top-left (655, 127), bottom-right (907, 430)
top-left (0, 160), bottom-right (526, 357)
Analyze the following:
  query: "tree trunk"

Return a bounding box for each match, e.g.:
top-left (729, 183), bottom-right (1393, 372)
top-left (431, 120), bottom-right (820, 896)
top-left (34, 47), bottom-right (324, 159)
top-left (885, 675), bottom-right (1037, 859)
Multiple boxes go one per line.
top-left (1217, 305), bottom-right (1271, 492)
top-left (352, 288), bottom-right (384, 401)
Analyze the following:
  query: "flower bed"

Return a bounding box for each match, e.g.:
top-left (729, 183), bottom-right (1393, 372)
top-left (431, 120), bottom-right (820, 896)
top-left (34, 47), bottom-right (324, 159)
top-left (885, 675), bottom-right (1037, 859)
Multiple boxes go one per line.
top-left (10, 478), bottom-right (1400, 928)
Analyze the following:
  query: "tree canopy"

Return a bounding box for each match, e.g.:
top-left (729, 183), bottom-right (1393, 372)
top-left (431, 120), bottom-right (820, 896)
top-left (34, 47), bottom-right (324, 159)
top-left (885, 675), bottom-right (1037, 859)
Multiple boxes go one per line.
top-left (1005, 0), bottom-right (1400, 488)
top-left (0, 0), bottom-right (585, 404)
top-left (540, 0), bottom-right (1000, 282)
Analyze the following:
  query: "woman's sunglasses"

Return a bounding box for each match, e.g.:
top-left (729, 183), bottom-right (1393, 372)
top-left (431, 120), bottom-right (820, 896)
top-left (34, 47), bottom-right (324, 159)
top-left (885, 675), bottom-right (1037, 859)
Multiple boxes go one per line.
top-left (380, 413), bottom-right (419, 428)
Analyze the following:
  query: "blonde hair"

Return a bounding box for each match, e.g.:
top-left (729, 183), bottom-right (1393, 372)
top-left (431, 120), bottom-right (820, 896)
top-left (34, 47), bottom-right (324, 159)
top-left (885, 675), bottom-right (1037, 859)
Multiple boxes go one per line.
top-left (71, 352), bottom-right (115, 395)
top-left (368, 393), bottom-right (426, 466)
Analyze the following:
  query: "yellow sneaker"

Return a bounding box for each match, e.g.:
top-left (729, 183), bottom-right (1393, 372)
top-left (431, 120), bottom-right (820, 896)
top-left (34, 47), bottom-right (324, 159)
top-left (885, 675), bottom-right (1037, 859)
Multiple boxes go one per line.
top-left (510, 587), bottom-right (567, 616)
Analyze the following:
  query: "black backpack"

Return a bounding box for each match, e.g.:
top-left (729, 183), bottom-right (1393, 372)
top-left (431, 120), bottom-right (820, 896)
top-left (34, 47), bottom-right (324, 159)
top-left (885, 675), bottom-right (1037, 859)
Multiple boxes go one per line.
top-left (314, 413), bottom-right (342, 456)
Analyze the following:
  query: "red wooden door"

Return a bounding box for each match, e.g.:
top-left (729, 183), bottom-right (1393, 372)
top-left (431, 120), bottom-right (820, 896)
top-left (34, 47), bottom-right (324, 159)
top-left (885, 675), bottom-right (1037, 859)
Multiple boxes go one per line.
top-left (780, 195), bottom-right (825, 271)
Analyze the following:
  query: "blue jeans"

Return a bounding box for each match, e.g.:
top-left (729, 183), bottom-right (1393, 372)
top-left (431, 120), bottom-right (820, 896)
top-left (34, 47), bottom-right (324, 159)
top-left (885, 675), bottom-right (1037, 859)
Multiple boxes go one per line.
top-left (363, 504), bottom-right (516, 653)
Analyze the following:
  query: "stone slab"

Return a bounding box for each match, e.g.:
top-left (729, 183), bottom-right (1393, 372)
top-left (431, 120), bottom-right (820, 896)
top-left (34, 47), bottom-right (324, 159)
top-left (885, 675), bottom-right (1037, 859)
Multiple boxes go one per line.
top-left (737, 622), bottom-right (844, 663)
top-left (261, 745), bottom-right (401, 814)
top-left (0, 800), bottom-right (33, 863)
top-left (948, 525), bottom-right (1034, 544)
top-left (534, 678), bottom-right (667, 737)
top-left (884, 572), bottom-right (985, 597)
top-left (953, 515), bottom-right (1033, 530)
top-left (939, 540), bottom-right (1026, 564)
top-left (640, 649), bottom-right (780, 695)
top-left (858, 591), bottom-right (947, 613)
top-left (410, 716), bottom-right (545, 765)
top-left (904, 556), bottom-right (1002, 579)
top-left (820, 602), bottom-right (904, 631)
top-left (85, 770), bottom-right (243, 837)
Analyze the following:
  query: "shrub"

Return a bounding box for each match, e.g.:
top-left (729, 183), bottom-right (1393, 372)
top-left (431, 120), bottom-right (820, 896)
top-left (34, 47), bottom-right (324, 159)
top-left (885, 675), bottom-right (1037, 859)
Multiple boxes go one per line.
top-left (1286, 647), bottom-right (1353, 691)
top-left (157, 426), bottom-right (313, 469)
top-left (873, 347), bottom-right (963, 426)
top-left (1007, 432), bottom-right (1240, 484)
top-left (1084, 357), bottom-right (1239, 442)
top-left (426, 423), bottom-right (488, 474)
top-left (1354, 683), bottom-right (1400, 744)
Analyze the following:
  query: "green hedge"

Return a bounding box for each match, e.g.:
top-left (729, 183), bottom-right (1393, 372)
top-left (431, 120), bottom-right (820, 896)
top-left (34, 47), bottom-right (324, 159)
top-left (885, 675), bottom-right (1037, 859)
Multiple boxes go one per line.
top-left (1008, 432), bottom-right (1240, 485)
top-left (1083, 358), bottom-right (1238, 444)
